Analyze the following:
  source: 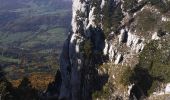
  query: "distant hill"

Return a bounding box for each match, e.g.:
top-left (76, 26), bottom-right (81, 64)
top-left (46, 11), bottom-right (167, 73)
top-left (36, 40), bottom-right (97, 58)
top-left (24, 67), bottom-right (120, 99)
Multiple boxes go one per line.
top-left (0, 0), bottom-right (72, 80)
top-left (0, 0), bottom-right (72, 48)
top-left (0, 0), bottom-right (71, 11)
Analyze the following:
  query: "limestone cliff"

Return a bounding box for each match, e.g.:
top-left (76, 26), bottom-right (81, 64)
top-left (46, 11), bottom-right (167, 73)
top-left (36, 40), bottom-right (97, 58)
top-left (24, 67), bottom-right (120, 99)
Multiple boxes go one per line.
top-left (58, 0), bottom-right (170, 100)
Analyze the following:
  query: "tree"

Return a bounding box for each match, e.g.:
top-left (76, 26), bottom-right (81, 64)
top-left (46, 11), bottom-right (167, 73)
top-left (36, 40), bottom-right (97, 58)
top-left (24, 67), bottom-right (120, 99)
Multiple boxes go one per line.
top-left (0, 67), bottom-right (14, 100)
top-left (16, 77), bottom-right (39, 100)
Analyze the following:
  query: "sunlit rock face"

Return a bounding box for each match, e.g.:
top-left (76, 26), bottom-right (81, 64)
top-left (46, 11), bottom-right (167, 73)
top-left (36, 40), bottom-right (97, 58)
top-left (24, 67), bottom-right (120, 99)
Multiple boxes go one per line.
top-left (59, 0), bottom-right (170, 99)
top-left (165, 83), bottom-right (170, 94)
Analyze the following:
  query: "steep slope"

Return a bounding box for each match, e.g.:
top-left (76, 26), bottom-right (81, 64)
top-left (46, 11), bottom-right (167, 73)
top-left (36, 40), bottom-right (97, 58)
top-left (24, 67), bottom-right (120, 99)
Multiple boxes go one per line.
top-left (58, 0), bottom-right (170, 100)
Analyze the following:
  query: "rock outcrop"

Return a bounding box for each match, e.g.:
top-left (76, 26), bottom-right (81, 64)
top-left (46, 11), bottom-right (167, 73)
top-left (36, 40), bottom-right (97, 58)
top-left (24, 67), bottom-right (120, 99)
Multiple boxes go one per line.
top-left (58, 0), bottom-right (170, 100)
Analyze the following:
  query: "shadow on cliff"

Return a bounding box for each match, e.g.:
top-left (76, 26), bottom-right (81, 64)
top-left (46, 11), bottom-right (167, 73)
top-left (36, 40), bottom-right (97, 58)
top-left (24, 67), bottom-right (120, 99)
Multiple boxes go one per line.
top-left (129, 65), bottom-right (164, 100)
top-left (81, 26), bottom-right (109, 100)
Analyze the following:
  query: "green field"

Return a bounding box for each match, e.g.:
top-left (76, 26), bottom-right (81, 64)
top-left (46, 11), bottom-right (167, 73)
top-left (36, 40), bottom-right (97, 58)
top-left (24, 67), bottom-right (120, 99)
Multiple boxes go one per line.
top-left (0, 55), bottom-right (20, 63)
top-left (0, 27), bottom-right (67, 48)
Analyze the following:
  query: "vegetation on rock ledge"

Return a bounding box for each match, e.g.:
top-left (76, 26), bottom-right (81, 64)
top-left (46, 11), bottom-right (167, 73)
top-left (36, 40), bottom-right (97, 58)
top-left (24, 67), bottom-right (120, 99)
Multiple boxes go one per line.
top-left (121, 36), bottom-right (170, 97)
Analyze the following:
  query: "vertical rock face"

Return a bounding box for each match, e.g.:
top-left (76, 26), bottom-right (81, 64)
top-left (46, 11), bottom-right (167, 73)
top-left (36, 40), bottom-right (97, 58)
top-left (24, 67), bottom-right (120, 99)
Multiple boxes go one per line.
top-left (59, 1), bottom-right (86, 100)
top-left (59, 0), bottom-right (108, 99)
top-left (59, 0), bottom-right (170, 99)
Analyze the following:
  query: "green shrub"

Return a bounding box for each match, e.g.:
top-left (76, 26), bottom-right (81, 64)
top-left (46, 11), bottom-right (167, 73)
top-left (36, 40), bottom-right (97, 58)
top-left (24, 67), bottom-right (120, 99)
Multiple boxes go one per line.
top-left (123, 0), bottom-right (138, 11)
top-left (162, 21), bottom-right (170, 32)
top-left (136, 9), bottom-right (160, 34)
top-left (148, 0), bottom-right (170, 13)
top-left (120, 66), bottom-right (133, 86)
top-left (137, 39), bottom-right (170, 93)
top-left (81, 40), bottom-right (93, 58)
top-left (92, 83), bottom-right (114, 100)
top-left (92, 0), bottom-right (101, 25)
top-left (102, 2), bottom-right (123, 37)
top-left (102, 1), bottom-right (112, 37)
top-left (0, 80), bottom-right (14, 100)
top-left (147, 80), bottom-right (160, 94)
top-left (122, 38), bottom-right (170, 95)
